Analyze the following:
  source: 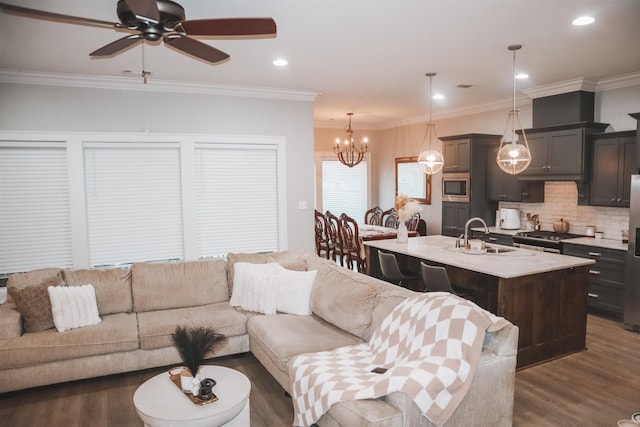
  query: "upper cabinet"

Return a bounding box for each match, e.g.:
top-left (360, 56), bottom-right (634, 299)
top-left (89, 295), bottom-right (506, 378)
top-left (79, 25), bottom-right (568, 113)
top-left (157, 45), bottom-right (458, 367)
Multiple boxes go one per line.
top-left (442, 138), bottom-right (471, 172)
top-left (486, 145), bottom-right (544, 202)
top-left (589, 131), bottom-right (636, 207)
top-left (519, 123), bottom-right (608, 181)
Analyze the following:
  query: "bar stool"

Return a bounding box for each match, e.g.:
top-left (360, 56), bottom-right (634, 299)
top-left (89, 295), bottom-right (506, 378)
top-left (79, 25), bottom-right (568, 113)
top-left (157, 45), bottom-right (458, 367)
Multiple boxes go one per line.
top-left (378, 251), bottom-right (421, 290)
top-left (420, 262), bottom-right (477, 302)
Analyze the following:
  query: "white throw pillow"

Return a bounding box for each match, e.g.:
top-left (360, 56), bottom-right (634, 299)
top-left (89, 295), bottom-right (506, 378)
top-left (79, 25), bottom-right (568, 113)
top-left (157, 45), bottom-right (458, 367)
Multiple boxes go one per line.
top-left (48, 284), bottom-right (101, 332)
top-left (230, 262), bottom-right (281, 314)
top-left (275, 265), bottom-right (317, 315)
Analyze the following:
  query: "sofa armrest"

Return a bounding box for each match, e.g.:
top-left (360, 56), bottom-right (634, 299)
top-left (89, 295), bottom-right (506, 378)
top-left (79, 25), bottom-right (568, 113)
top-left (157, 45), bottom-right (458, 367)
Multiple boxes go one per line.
top-left (0, 302), bottom-right (23, 340)
top-left (483, 323), bottom-right (519, 357)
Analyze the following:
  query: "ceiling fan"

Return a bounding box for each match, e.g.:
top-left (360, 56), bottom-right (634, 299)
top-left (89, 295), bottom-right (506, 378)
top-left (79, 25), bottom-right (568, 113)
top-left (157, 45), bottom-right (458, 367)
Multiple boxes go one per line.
top-left (0, 0), bottom-right (277, 65)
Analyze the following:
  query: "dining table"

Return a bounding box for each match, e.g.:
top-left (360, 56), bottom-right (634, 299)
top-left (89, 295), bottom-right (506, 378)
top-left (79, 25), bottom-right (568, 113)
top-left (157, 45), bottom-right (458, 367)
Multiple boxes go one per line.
top-left (358, 224), bottom-right (419, 241)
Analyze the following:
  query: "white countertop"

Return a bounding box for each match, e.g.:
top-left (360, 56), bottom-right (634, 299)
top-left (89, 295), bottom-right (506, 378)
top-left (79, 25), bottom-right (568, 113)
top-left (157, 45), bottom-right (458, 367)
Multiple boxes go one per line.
top-left (364, 235), bottom-right (595, 279)
top-left (561, 237), bottom-right (628, 252)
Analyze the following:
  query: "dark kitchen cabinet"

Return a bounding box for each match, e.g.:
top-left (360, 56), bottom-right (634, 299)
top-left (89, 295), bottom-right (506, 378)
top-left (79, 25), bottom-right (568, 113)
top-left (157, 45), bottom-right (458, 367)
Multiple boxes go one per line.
top-left (442, 202), bottom-right (469, 237)
top-left (486, 145), bottom-right (544, 202)
top-left (589, 131), bottom-right (636, 207)
top-left (519, 123), bottom-right (608, 181)
top-left (563, 243), bottom-right (626, 319)
top-left (442, 138), bottom-right (471, 172)
top-left (440, 134), bottom-right (502, 235)
top-left (471, 231), bottom-right (514, 246)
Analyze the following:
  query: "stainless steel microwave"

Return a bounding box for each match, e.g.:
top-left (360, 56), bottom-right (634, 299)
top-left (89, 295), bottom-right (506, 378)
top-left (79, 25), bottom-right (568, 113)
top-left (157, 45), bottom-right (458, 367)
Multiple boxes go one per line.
top-left (442, 173), bottom-right (470, 202)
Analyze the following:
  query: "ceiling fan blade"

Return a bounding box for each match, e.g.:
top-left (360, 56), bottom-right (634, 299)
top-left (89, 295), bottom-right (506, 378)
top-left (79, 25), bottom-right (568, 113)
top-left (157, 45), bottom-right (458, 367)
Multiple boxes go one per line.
top-left (90, 34), bottom-right (142, 57)
top-left (164, 34), bottom-right (230, 64)
top-left (0, 2), bottom-right (118, 29)
top-left (124, 0), bottom-right (160, 23)
top-left (179, 18), bottom-right (277, 37)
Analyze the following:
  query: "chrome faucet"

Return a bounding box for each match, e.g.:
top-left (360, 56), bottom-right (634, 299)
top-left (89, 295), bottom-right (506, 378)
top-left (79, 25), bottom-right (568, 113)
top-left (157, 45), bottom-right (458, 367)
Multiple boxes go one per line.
top-left (464, 217), bottom-right (489, 248)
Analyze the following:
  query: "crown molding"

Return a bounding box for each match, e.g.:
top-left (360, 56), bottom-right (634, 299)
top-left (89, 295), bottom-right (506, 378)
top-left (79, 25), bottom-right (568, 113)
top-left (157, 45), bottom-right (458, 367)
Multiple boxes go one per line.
top-left (373, 96), bottom-right (532, 131)
top-left (521, 77), bottom-right (598, 99)
top-left (0, 69), bottom-right (319, 102)
top-left (596, 71), bottom-right (640, 92)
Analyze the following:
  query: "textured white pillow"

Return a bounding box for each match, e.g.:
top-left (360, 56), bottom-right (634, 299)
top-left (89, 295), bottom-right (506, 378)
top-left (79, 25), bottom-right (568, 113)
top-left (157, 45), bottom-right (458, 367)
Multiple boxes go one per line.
top-left (48, 284), bottom-right (101, 332)
top-left (230, 262), bottom-right (281, 314)
top-left (275, 265), bottom-right (317, 315)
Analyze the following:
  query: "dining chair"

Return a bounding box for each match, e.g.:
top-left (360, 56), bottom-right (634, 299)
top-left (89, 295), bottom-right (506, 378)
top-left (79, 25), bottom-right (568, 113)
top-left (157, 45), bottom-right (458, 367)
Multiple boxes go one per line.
top-left (419, 262), bottom-right (477, 302)
top-left (406, 212), bottom-right (421, 232)
top-left (340, 213), bottom-right (366, 273)
top-left (364, 206), bottom-right (384, 226)
top-left (325, 210), bottom-right (347, 266)
top-left (378, 251), bottom-right (421, 290)
top-left (382, 208), bottom-right (398, 228)
top-left (417, 218), bottom-right (428, 236)
top-left (314, 209), bottom-right (332, 259)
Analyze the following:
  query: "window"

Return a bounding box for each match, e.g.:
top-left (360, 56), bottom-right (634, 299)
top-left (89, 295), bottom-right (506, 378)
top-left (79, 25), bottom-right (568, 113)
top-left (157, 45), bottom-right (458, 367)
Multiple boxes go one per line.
top-left (317, 154), bottom-right (369, 221)
top-left (0, 142), bottom-right (73, 274)
top-left (0, 132), bottom-right (286, 273)
top-left (195, 143), bottom-right (279, 258)
top-left (83, 142), bottom-right (184, 266)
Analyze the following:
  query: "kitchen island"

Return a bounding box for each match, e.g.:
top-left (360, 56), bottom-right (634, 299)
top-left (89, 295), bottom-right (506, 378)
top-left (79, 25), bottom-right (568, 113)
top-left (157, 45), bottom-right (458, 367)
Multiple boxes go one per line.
top-left (364, 235), bottom-right (596, 369)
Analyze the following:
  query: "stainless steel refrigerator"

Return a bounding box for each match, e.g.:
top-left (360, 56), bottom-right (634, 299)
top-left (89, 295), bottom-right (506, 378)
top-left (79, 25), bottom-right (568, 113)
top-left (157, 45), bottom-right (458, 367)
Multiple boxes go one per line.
top-left (625, 175), bottom-right (640, 331)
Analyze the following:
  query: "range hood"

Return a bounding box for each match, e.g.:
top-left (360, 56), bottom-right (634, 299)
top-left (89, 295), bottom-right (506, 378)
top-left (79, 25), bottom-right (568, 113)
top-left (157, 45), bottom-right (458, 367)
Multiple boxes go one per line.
top-left (531, 91), bottom-right (595, 128)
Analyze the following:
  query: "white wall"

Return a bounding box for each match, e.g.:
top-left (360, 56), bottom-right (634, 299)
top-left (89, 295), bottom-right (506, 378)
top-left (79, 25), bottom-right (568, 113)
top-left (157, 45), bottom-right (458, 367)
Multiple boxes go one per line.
top-left (0, 81), bottom-right (317, 252)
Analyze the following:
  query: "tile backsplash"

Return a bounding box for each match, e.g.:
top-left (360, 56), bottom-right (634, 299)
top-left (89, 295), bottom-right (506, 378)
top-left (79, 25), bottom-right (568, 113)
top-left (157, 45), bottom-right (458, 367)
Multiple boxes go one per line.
top-left (499, 181), bottom-right (629, 240)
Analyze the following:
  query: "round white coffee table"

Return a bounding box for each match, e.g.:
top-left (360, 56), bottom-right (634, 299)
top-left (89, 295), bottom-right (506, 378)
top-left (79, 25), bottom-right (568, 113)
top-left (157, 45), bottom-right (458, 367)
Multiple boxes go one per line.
top-left (133, 365), bottom-right (250, 427)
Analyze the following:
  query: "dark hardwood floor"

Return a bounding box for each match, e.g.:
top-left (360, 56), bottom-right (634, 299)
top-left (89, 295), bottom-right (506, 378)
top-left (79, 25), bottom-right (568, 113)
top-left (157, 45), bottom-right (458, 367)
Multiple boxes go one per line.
top-left (1, 314), bottom-right (638, 426)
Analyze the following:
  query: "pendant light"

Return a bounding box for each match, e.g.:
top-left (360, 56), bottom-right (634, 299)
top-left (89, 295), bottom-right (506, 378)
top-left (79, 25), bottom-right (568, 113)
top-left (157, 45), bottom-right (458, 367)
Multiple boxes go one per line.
top-left (496, 44), bottom-right (532, 175)
top-left (417, 72), bottom-right (445, 175)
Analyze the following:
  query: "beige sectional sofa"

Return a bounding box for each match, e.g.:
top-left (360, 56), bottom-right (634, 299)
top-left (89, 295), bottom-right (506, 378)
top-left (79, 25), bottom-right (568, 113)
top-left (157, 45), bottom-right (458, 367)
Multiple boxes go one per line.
top-left (0, 250), bottom-right (518, 427)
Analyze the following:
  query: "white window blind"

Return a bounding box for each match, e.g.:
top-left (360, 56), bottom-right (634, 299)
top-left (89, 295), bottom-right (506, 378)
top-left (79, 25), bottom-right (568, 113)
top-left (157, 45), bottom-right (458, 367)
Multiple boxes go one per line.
top-left (83, 143), bottom-right (183, 266)
top-left (0, 143), bottom-right (73, 274)
top-left (195, 143), bottom-right (279, 258)
top-left (321, 159), bottom-right (367, 221)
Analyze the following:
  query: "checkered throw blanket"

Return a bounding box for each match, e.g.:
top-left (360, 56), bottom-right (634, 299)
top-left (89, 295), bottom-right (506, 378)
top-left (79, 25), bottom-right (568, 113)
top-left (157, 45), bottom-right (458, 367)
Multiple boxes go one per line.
top-left (289, 292), bottom-right (510, 427)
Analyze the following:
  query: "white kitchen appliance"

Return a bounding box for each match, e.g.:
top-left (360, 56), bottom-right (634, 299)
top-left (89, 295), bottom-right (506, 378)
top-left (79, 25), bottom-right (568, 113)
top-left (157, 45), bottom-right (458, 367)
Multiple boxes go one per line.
top-left (499, 208), bottom-right (521, 229)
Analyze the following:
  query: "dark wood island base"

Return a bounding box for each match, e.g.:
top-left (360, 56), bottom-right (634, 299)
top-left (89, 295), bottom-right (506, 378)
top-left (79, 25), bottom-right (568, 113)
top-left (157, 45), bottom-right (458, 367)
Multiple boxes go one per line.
top-left (366, 244), bottom-right (589, 369)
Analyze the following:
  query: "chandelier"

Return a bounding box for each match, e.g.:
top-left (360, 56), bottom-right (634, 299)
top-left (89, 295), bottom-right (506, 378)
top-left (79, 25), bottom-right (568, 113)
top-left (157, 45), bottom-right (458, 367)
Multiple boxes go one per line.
top-left (496, 44), bottom-right (532, 175)
top-left (334, 113), bottom-right (368, 168)
top-left (417, 72), bottom-right (445, 175)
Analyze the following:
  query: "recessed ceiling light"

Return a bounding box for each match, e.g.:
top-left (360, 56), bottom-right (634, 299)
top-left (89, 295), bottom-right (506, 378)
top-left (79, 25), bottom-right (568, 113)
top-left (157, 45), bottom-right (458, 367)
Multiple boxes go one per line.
top-left (432, 94), bottom-right (445, 100)
top-left (572, 16), bottom-right (595, 26)
top-left (272, 58), bottom-right (288, 67)
top-left (515, 73), bottom-right (529, 79)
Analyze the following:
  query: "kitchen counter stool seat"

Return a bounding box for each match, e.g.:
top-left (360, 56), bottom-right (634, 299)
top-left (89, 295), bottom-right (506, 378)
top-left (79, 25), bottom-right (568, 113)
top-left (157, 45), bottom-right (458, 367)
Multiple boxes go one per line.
top-left (420, 262), bottom-right (477, 302)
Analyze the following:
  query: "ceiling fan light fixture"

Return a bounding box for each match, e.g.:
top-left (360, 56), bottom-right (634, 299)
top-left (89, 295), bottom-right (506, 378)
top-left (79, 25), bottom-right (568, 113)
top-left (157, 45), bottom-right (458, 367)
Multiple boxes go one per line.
top-left (417, 72), bottom-right (444, 175)
top-left (497, 44), bottom-right (532, 175)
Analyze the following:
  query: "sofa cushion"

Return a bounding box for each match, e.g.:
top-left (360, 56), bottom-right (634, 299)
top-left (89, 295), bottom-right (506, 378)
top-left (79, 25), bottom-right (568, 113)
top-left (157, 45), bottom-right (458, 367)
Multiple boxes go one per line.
top-left (0, 312), bottom-right (138, 370)
top-left (132, 259), bottom-right (228, 313)
top-left (6, 268), bottom-right (64, 304)
top-left (8, 275), bottom-right (63, 333)
top-left (63, 267), bottom-right (132, 315)
top-left (136, 302), bottom-right (248, 350)
top-left (308, 259), bottom-right (379, 341)
top-left (48, 285), bottom-right (102, 332)
top-left (247, 313), bottom-right (363, 386)
top-left (226, 250), bottom-right (308, 296)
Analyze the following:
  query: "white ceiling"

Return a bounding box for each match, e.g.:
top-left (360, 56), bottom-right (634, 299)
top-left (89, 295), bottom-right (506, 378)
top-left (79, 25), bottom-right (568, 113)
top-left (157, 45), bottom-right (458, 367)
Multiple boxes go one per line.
top-left (1, 0), bottom-right (640, 129)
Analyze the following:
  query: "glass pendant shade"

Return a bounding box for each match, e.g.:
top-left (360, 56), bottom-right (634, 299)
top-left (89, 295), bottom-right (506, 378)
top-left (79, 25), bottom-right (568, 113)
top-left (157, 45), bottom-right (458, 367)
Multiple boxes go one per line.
top-left (417, 124), bottom-right (444, 174)
top-left (497, 109), bottom-right (532, 175)
top-left (496, 44), bottom-right (532, 175)
top-left (418, 72), bottom-right (444, 175)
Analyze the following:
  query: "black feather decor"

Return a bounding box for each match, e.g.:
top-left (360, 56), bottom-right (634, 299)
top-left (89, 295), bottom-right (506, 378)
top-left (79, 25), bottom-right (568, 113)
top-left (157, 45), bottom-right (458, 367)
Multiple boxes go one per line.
top-left (172, 325), bottom-right (226, 377)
